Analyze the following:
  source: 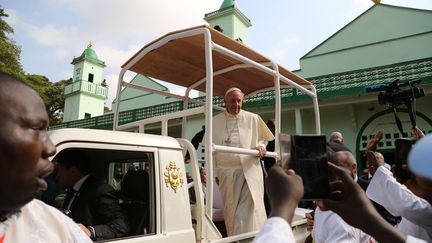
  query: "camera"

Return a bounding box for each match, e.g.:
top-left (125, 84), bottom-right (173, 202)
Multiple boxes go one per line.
top-left (377, 79), bottom-right (425, 134)
top-left (378, 79), bottom-right (424, 107)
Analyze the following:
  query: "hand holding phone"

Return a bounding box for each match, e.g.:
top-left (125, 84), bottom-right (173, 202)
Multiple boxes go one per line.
top-left (266, 166), bottom-right (304, 224)
top-left (305, 211), bottom-right (314, 228)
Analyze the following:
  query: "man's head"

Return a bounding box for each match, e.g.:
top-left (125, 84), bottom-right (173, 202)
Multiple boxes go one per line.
top-left (330, 132), bottom-right (344, 144)
top-left (224, 87), bottom-right (244, 115)
top-left (0, 73), bottom-right (56, 214)
top-left (200, 167), bottom-right (207, 184)
top-left (409, 133), bottom-right (432, 180)
top-left (335, 151), bottom-right (357, 178)
top-left (408, 134), bottom-right (432, 203)
top-left (55, 150), bottom-right (91, 189)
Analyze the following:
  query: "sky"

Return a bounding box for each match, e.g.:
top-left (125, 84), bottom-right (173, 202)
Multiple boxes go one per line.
top-left (2, 0), bottom-right (432, 107)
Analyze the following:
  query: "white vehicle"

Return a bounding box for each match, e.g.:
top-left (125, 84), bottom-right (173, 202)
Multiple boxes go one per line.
top-left (51, 25), bottom-right (321, 242)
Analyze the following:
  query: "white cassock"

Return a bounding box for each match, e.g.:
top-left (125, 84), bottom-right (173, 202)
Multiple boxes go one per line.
top-left (0, 199), bottom-right (92, 243)
top-left (212, 110), bottom-right (274, 236)
top-left (366, 166), bottom-right (432, 242)
top-left (312, 207), bottom-right (373, 243)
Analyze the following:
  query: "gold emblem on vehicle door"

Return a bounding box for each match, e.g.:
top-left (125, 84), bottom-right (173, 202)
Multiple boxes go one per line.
top-left (164, 161), bottom-right (184, 193)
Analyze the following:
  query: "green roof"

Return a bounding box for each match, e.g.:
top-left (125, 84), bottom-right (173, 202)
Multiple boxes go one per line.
top-left (71, 44), bottom-right (106, 67)
top-left (220, 0), bottom-right (235, 9)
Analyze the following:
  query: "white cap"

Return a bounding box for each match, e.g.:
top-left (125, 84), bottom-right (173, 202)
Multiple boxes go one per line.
top-left (408, 133), bottom-right (432, 179)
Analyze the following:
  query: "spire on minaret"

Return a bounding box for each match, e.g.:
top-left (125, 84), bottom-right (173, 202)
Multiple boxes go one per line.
top-left (87, 41), bottom-right (93, 48)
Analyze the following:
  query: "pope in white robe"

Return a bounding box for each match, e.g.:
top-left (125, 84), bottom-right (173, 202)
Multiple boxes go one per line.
top-left (212, 87), bottom-right (274, 236)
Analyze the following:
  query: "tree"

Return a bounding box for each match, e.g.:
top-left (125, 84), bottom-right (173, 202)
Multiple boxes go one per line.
top-left (0, 6), bottom-right (24, 76)
top-left (25, 74), bottom-right (51, 104)
top-left (46, 78), bottom-right (72, 124)
top-left (25, 74), bottom-right (72, 124)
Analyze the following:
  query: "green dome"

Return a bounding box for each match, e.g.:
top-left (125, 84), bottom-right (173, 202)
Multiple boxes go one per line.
top-left (82, 47), bottom-right (98, 60)
top-left (220, 0), bottom-right (235, 10)
top-left (71, 42), bottom-right (105, 67)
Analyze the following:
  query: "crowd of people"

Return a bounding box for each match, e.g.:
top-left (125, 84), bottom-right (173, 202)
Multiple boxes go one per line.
top-left (255, 131), bottom-right (432, 243)
top-left (0, 72), bottom-right (430, 243)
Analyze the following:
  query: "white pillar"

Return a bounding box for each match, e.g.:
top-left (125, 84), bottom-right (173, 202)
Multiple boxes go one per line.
top-left (295, 108), bottom-right (303, 134)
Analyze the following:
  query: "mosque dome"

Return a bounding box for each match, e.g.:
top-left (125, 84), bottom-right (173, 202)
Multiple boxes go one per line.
top-left (71, 42), bottom-right (105, 66)
top-left (219, 0), bottom-right (235, 10)
top-left (82, 46), bottom-right (98, 60)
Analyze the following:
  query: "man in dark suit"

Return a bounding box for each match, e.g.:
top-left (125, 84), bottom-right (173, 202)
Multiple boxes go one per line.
top-left (191, 125), bottom-right (205, 150)
top-left (262, 120), bottom-right (276, 215)
top-left (55, 150), bottom-right (130, 240)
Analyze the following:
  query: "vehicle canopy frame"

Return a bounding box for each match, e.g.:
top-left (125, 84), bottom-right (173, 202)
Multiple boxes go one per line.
top-left (114, 25), bottom-right (320, 241)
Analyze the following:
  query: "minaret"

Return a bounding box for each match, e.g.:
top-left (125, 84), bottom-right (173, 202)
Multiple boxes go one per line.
top-left (63, 42), bottom-right (108, 122)
top-left (204, 0), bottom-right (252, 44)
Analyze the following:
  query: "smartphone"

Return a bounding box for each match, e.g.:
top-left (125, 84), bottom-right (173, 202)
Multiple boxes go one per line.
top-left (394, 138), bottom-right (412, 180)
top-left (291, 135), bottom-right (330, 200)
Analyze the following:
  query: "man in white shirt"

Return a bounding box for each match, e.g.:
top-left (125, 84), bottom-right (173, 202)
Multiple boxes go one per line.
top-left (0, 73), bottom-right (91, 242)
top-left (366, 150), bottom-right (432, 242)
top-left (318, 162), bottom-right (426, 243)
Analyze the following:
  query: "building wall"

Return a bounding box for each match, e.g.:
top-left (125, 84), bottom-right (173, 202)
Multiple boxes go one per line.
top-left (232, 13), bottom-right (249, 44)
top-left (78, 95), bottom-right (105, 119)
top-left (73, 62), bottom-right (85, 81)
top-left (63, 95), bottom-right (81, 122)
top-left (306, 6), bottom-right (432, 56)
top-left (207, 14), bottom-right (234, 36)
top-left (81, 61), bottom-right (104, 84)
top-left (112, 75), bottom-right (177, 112)
top-left (298, 33), bottom-right (432, 77)
top-left (63, 94), bottom-right (106, 121)
top-left (206, 9), bottom-right (250, 44)
top-left (296, 4), bottom-right (432, 78)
